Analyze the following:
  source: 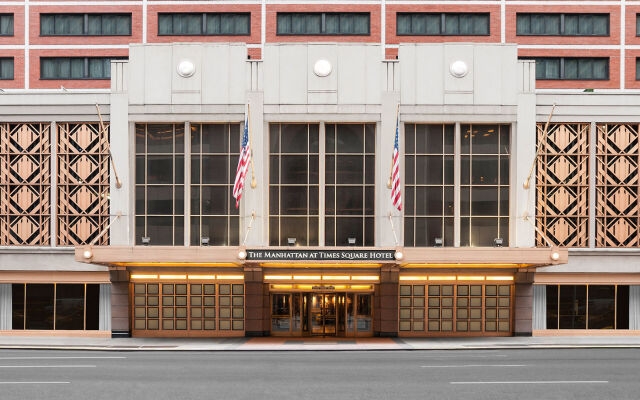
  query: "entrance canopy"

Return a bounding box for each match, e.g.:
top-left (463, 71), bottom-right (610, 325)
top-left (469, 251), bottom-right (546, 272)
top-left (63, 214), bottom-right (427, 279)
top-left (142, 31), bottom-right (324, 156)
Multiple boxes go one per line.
top-left (75, 246), bottom-right (567, 269)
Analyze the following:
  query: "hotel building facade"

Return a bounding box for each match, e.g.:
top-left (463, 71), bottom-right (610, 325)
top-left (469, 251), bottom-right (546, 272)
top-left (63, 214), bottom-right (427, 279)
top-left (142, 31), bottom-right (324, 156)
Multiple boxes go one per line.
top-left (0, 3), bottom-right (640, 338)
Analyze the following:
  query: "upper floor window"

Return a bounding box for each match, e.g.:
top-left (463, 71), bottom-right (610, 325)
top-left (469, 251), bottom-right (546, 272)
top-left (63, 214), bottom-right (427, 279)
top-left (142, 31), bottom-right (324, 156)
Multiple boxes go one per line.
top-left (404, 124), bottom-right (455, 247)
top-left (158, 13), bottom-right (250, 35)
top-left (190, 123), bottom-right (241, 246)
top-left (517, 13), bottom-right (609, 36)
top-left (0, 58), bottom-right (13, 80)
top-left (40, 13), bottom-right (132, 36)
top-left (637, 58), bottom-right (640, 80)
top-left (41, 57), bottom-right (124, 80)
top-left (523, 57), bottom-right (609, 80)
top-left (135, 124), bottom-right (185, 246)
top-left (397, 13), bottom-right (490, 36)
top-left (277, 12), bottom-right (370, 35)
top-left (0, 14), bottom-right (13, 36)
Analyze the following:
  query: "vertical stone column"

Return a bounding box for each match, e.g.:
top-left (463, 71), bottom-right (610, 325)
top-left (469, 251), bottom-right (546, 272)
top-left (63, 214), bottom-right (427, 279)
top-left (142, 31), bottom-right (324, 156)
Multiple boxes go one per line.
top-left (514, 272), bottom-right (534, 336)
top-left (0, 284), bottom-right (11, 330)
top-left (532, 284), bottom-right (546, 331)
top-left (99, 283), bottom-right (112, 332)
top-left (376, 91), bottom-right (401, 247)
top-left (630, 286), bottom-right (640, 330)
top-left (110, 60), bottom-right (132, 245)
top-left (377, 265), bottom-right (399, 337)
top-left (244, 266), bottom-right (267, 336)
top-left (242, 91), bottom-right (267, 247)
top-left (110, 270), bottom-right (130, 337)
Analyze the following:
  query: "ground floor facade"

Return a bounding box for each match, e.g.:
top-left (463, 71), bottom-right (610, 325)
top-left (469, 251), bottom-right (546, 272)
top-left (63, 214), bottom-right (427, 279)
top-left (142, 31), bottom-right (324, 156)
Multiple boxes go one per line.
top-left (1, 247), bottom-right (638, 338)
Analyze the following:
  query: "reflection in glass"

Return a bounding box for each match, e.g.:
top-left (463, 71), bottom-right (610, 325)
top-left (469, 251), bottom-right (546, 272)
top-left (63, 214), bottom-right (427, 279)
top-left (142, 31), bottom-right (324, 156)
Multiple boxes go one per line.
top-left (25, 284), bottom-right (54, 330)
top-left (55, 284), bottom-right (84, 330)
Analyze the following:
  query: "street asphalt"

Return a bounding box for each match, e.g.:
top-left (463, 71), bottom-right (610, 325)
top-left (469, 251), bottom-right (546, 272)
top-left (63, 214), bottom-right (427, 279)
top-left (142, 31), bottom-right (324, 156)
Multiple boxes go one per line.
top-left (0, 348), bottom-right (637, 399)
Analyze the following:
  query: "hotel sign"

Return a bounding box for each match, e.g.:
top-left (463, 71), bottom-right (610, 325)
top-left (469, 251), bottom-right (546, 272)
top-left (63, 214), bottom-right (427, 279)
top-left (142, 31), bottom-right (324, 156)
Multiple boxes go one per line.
top-left (245, 249), bottom-right (396, 262)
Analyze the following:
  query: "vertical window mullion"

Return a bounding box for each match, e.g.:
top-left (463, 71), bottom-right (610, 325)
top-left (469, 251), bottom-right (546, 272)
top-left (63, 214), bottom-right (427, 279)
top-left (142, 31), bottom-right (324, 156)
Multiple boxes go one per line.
top-left (84, 58), bottom-right (89, 79)
top-left (322, 13), bottom-right (326, 34)
top-left (441, 13), bottom-right (446, 35)
top-left (84, 14), bottom-right (89, 35)
top-left (202, 13), bottom-right (207, 35)
top-left (560, 14), bottom-right (565, 35)
top-left (560, 58), bottom-right (565, 80)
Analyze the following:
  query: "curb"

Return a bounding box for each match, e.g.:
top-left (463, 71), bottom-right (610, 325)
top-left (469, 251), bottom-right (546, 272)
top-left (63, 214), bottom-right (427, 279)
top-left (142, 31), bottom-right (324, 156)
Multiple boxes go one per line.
top-left (1, 344), bottom-right (640, 351)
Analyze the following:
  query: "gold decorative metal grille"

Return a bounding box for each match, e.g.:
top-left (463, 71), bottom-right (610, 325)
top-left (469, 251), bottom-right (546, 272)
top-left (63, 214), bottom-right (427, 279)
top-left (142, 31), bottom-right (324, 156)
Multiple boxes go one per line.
top-left (596, 124), bottom-right (640, 247)
top-left (57, 123), bottom-right (110, 245)
top-left (0, 123), bottom-right (51, 245)
top-left (536, 123), bottom-right (589, 247)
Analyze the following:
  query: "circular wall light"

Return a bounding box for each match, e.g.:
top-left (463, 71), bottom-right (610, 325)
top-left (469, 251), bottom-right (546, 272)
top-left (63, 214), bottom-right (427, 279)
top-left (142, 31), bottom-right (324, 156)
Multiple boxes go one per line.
top-left (177, 60), bottom-right (196, 78)
top-left (238, 250), bottom-right (247, 260)
top-left (449, 60), bottom-right (469, 78)
top-left (551, 251), bottom-right (560, 261)
top-left (394, 251), bottom-right (404, 261)
top-left (313, 59), bottom-right (332, 77)
top-left (83, 249), bottom-right (93, 260)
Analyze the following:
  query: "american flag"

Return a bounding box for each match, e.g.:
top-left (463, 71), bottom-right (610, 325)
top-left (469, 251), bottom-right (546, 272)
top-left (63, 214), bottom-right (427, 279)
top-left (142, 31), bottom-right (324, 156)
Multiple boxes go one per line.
top-left (233, 112), bottom-right (251, 208)
top-left (391, 110), bottom-right (402, 211)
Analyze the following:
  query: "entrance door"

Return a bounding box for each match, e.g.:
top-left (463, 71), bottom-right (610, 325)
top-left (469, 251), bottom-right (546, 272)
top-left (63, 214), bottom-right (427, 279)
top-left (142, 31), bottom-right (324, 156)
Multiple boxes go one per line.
top-left (310, 294), bottom-right (338, 336)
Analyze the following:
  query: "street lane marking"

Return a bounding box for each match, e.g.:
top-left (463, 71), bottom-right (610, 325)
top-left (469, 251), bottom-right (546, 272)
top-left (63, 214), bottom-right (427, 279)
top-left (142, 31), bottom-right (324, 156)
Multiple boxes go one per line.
top-left (0, 357), bottom-right (126, 360)
top-left (0, 382), bottom-right (70, 384)
top-left (451, 381), bottom-right (609, 385)
top-left (0, 365), bottom-right (96, 368)
top-left (427, 355), bottom-right (508, 358)
top-left (422, 364), bottom-right (525, 368)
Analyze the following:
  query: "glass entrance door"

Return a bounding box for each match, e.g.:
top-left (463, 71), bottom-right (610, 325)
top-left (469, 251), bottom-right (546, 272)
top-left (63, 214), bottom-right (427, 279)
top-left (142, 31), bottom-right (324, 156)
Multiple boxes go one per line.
top-left (310, 294), bottom-right (338, 336)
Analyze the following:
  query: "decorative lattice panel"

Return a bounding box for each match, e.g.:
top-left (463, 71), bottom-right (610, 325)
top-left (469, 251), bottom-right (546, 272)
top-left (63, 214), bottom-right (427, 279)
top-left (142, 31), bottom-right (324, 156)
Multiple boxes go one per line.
top-left (57, 123), bottom-right (110, 245)
top-left (536, 123), bottom-right (589, 247)
top-left (596, 124), bottom-right (640, 247)
top-left (0, 124), bottom-right (51, 245)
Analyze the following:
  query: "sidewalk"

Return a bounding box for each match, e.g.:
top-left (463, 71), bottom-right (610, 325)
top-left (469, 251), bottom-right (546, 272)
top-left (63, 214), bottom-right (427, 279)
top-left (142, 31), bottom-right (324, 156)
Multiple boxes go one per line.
top-left (1, 335), bottom-right (640, 351)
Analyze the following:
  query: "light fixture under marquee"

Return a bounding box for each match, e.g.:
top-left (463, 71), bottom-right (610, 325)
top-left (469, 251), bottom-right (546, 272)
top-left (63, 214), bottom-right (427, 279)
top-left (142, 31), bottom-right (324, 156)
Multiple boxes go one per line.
top-left (177, 60), bottom-right (196, 78)
top-left (313, 59), bottom-right (332, 77)
top-left (449, 60), bottom-right (468, 78)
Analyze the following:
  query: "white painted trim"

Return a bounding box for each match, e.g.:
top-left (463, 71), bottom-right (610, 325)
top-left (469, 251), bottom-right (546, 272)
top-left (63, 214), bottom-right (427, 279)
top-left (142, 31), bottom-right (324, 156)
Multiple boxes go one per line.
top-left (517, 45), bottom-right (621, 49)
top-left (24, 0), bottom-right (29, 89)
top-left (29, 45), bottom-right (130, 50)
top-left (500, 0), bottom-right (506, 43)
top-left (247, 43), bottom-right (263, 48)
top-left (621, 0), bottom-right (626, 90)
top-left (142, 0), bottom-right (147, 43)
top-left (261, 0), bottom-right (266, 48)
top-left (381, 0), bottom-right (386, 58)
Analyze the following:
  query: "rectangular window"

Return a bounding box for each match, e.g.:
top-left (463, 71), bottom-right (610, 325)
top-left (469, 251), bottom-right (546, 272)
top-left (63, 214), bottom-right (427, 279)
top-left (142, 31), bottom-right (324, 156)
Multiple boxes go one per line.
top-left (460, 124), bottom-right (510, 247)
top-left (12, 283), bottom-right (101, 331)
top-left (397, 13), bottom-right (489, 36)
top-left (135, 124), bottom-right (185, 246)
top-left (523, 57), bottom-right (609, 80)
top-left (40, 57), bottom-right (124, 80)
top-left (277, 12), bottom-right (370, 35)
top-left (40, 13), bottom-right (132, 36)
top-left (637, 58), bottom-right (640, 80)
top-left (404, 124), bottom-right (455, 247)
top-left (158, 13), bottom-right (250, 35)
top-left (0, 14), bottom-right (13, 36)
top-left (0, 58), bottom-right (13, 80)
top-left (517, 13), bottom-right (609, 36)
top-left (546, 284), bottom-right (629, 329)
top-left (325, 124), bottom-right (375, 246)
top-left (190, 124), bottom-right (241, 246)
top-left (269, 124), bottom-right (320, 246)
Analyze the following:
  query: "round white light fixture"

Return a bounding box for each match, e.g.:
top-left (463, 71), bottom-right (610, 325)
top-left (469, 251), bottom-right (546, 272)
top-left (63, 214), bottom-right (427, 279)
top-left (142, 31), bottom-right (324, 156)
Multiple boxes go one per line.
top-left (83, 249), bottom-right (93, 260)
top-left (449, 60), bottom-right (468, 78)
top-left (551, 251), bottom-right (560, 261)
top-left (238, 250), bottom-right (247, 260)
top-left (313, 59), bottom-right (332, 77)
top-left (177, 60), bottom-right (196, 78)
top-left (394, 251), bottom-right (404, 261)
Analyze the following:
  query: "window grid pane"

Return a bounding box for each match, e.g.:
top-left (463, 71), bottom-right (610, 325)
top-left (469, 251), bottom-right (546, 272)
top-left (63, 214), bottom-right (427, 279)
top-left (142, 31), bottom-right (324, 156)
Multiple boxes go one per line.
top-left (190, 123), bottom-right (240, 246)
top-left (277, 12), bottom-right (370, 35)
top-left (396, 12), bottom-right (489, 36)
top-left (460, 124), bottom-right (510, 247)
top-left (135, 123), bottom-right (185, 246)
top-left (158, 13), bottom-right (250, 35)
top-left (517, 13), bottom-right (609, 36)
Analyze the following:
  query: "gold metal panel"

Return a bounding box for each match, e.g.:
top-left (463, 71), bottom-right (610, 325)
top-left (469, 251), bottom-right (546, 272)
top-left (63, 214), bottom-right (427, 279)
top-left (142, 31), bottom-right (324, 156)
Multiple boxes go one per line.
top-left (57, 123), bottom-right (110, 245)
top-left (596, 124), bottom-right (640, 247)
top-left (536, 123), bottom-right (589, 247)
top-left (0, 123), bottom-right (51, 245)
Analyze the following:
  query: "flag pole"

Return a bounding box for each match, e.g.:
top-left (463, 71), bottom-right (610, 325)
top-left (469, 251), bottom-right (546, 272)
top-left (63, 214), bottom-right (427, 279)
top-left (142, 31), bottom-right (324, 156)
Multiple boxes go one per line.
top-left (387, 103), bottom-right (400, 189)
top-left (247, 103), bottom-right (257, 189)
top-left (523, 103), bottom-right (556, 189)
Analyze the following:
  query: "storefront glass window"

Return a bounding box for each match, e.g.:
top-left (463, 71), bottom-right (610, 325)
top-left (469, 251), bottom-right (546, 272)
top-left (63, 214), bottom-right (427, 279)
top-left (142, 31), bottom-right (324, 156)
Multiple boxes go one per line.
top-left (135, 123), bottom-right (185, 245)
top-left (12, 284), bottom-right (101, 331)
top-left (546, 284), bottom-right (629, 329)
top-left (190, 123), bottom-right (240, 246)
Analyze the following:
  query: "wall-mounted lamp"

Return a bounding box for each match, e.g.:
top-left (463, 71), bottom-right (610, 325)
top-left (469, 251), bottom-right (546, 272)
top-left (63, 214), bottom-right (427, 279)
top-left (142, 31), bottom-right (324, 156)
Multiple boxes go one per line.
top-left (287, 237), bottom-right (297, 246)
top-left (141, 237), bottom-right (151, 246)
top-left (494, 237), bottom-right (504, 247)
top-left (434, 237), bottom-right (443, 247)
top-left (347, 237), bottom-right (357, 246)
